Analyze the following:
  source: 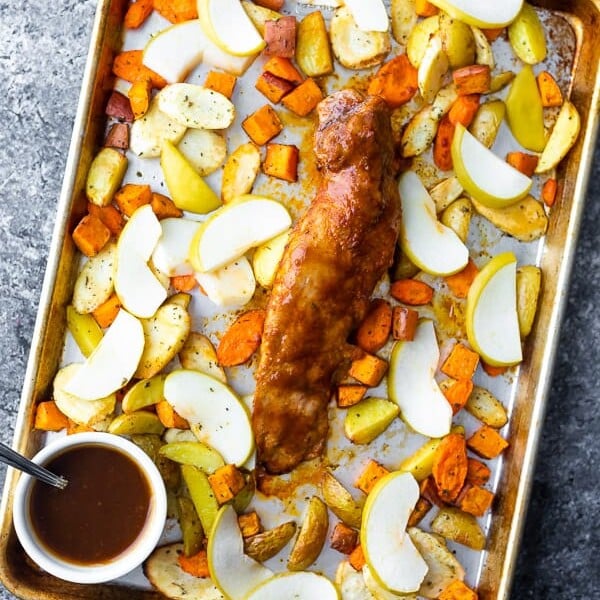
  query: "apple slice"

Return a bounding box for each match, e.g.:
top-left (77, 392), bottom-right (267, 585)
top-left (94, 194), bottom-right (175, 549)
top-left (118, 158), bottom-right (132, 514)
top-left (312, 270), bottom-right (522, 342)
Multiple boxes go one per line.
top-left (161, 140), bottom-right (221, 214)
top-left (252, 230), bottom-right (290, 288)
top-left (189, 195), bottom-right (292, 272)
top-left (143, 20), bottom-right (206, 84)
top-left (361, 471), bottom-right (428, 594)
top-left (452, 123), bottom-right (532, 208)
top-left (344, 0), bottom-right (389, 32)
top-left (207, 505), bottom-right (272, 599)
top-left (195, 256), bottom-right (256, 308)
top-left (246, 572), bottom-right (339, 600)
top-left (429, 0), bottom-right (524, 28)
top-left (115, 205), bottom-right (167, 318)
top-left (63, 309), bottom-right (144, 400)
top-left (198, 0), bottom-right (265, 57)
top-left (388, 320), bottom-right (452, 438)
top-left (466, 252), bottom-right (522, 367)
top-left (398, 172), bottom-right (468, 276)
top-left (164, 369), bottom-right (254, 466)
top-left (152, 218), bottom-right (200, 277)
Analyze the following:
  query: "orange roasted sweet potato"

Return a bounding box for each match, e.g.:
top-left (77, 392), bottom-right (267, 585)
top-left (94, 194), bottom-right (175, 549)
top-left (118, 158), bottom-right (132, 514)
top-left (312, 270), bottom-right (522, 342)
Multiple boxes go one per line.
top-left (432, 433), bottom-right (468, 503)
top-left (367, 55), bottom-right (418, 108)
top-left (217, 309), bottom-right (266, 367)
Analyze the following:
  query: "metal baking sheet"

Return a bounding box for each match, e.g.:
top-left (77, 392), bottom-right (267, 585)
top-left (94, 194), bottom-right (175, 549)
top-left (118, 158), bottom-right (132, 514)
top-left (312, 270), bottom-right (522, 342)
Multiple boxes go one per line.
top-left (0, 0), bottom-right (599, 598)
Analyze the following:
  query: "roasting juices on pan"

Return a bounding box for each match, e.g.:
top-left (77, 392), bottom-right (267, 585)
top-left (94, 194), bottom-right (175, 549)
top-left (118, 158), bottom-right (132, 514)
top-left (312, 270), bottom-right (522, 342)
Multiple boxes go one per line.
top-left (15, 0), bottom-right (586, 598)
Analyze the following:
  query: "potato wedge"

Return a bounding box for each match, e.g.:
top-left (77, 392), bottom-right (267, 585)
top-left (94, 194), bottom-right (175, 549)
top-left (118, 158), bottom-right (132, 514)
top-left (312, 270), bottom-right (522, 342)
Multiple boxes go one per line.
top-left (489, 71), bottom-right (515, 94)
top-left (330, 6), bottom-right (390, 70)
top-left (321, 471), bottom-right (363, 529)
top-left (465, 386), bottom-right (508, 428)
top-left (129, 91), bottom-right (187, 158)
top-left (335, 560), bottom-right (374, 600)
top-left (122, 374), bottom-right (166, 413)
top-left (391, 0), bottom-right (418, 47)
top-left (441, 197), bottom-right (473, 243)
top-left (407, 15), bottom-right (439, 68)
top-left (144, 543), bottom-right (223, 599)
top-left (160, 441), bottom-right (225, 474)
top-left (245, 521), bottom-right (297, 563)
top-left (438, 12), bottom-right (475, 69)
top-left (221, 142), bottom-right (261, 204)
top-left (430, 176), bottom-right (464, 213)
top-left (53, 364), bottom-right (116, 426)
top-left (431, 83), bottom-right (458, 120)
top-left (177, 129), bottom-right (227, 177)
top-left (86, 148), bottom-right (128, 207)
top-left (392, 247), bottom-right (420, 281)
top-left (108, 411), bottom-right (165, 435)
top-left (296, 11), bottom-right (334, 77)
top-left (516, 265), bottom-right (542, 338)
top-left (165, 292), bottom-right (192, 310)
top-left (418, 34), bottom-right (449, 104)
top-left (508, 2), bottom-right (547, 65)
top-left (401, 105), bottom-right (438, 157)
top-left (408, 528), bottom-right (465, 598)
top-left (176, 496), bottom-right (204, 557)
top-left (72, 242), bottom-right (116, 314)
top-left (431, 507), bottom-right (486, 550)
top-left (66, 306), bottom-right (103, 357)
top-left (252, 231), bottom-right (290, 288)
top-left (180, 464), bottom-right (219, 534)
top-left (472, 196), bottom-right (548, 242)
top-left (179, 332), bottom-right (227, 383)
top-left (157, 83), bottom-right (235, 130)
top-left (135, 303), bottom-right (191, 379)
top-left (535, 101), bottom-right (581, 173)
top-left (241, 0), bottom-right (282, 35)
top-left (469, 100), bottom-right (505, 148)
top-left (287, 496), bottom-right (329, 571)
top-left (470, 26), bottom-right (494, 69)
top-left (344, 397), bottom-right (399, 445)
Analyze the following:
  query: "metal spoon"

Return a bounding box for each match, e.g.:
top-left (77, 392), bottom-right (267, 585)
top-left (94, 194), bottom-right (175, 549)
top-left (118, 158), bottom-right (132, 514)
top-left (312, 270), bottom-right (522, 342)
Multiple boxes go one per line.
top-left (0, 441), bottom-right (68, 490)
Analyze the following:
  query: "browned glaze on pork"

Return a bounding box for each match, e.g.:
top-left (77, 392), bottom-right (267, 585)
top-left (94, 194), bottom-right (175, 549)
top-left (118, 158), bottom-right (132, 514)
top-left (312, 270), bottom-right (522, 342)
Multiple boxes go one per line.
top-left (252, 90), bottom-right (401, 474)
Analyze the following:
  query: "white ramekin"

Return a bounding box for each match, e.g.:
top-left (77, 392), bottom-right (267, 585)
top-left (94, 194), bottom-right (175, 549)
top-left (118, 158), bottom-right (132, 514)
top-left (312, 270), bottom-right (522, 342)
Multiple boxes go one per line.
top-left (13, 431), bottom-right (167, 584)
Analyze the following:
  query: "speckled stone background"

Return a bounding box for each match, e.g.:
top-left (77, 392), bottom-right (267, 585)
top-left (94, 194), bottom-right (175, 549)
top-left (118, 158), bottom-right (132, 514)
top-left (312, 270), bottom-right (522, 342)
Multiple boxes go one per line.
top-left (0, 1), bottom-right (598, 598)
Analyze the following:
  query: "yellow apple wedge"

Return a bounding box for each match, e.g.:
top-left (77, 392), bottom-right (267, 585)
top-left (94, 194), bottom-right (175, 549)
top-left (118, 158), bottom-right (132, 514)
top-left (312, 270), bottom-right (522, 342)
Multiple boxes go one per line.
top-left (152, 218), bottom-right (200, 277)
top-left (161, 140), bottom-right (221, 214)
top-left (195, 256), bottom-right (256, 308)
top-left (466, 252), bottom-right (523, 367)
top-left (245, 572), bottom-right (339, 600)
top-left (452, 123), bottom-right (532, 208)
top-left (429, 0), bottom-right (524, 28)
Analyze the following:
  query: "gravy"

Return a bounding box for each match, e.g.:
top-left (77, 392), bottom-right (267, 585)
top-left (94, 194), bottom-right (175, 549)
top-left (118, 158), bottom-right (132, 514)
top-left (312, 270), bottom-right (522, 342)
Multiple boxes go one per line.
top-left (29, 444), bottom-right (151, 565)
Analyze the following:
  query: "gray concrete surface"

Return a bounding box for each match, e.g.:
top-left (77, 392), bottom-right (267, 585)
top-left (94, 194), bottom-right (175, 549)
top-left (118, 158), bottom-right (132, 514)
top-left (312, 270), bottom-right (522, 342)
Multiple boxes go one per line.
top-left (0, 1), bottom-right (598, 598)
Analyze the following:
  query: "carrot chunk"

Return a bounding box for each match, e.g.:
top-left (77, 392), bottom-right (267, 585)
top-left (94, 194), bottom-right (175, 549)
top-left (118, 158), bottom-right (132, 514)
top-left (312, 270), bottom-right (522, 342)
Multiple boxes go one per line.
top-left (178, 549), bottom-right (210, 578)
top-left (34, 401), bottom-right (68, 431)
top-left (432, 433), bottom-right (468, 503)
top-left (281, 78), bottom-right (323, 117)
top-left (542, 178), bottom-right (558, 208)
top-left (156, 400), bottom-right (189, 429)
top-left (466, 458), bottom-right (491, 487)
top-left (367, 55), bottom-right (418, 108)
top-left (453, 65), bottom-right (491, 96)
top-left (92, 293), bottom-right (121, 328)
top-left (355, 460), bottom-right (390, 495)
top-left (348, 353), bottom-right (388, 387)
top-left (434, 114), bottom-right (455, 171)
top-left (330, 522), bottom-right (359, 555)
top-left (443, 379), bottom-right (474, 415)
top-left (537, 71), bottom-right (563, 107)
top-left (72, 214), bottom-right (111, 257)
top-left (439, 580), bottom-right (479, 600)
top-left (208, 464), bottom-right (247, 504)
top-left (390, 279), bottom-right (434, 305)
top-left (217, 309), bottom-right (266, 367)
top-left (255, 71), bottom-right (294, 104)
top-left (506, 151), bottom-right (539, 177)
top-left (336, 384), bottom-right (368, 408)
top-left (204, 70), bottom-right (237, 99)
top-left (153, 0), bottom-right (197, 23)
top-left (112, 50), bottom-right (167, 89)
top-left (467, 425), bottom-right (509, 459)
top-left (441, 343), bottom-right (480, 380)
top-left (392, 306), bottom-right (419, 341)
top-left (448, 94), bottom-right (480, 127)
top-left (262, 143), bottom-right (299, 182)
top-left (445, 259), bottom-right (479, 299)
top-left (242, 105), bottom-right (284, 146)
top-left (356, 299), bottom-right (392, 354)
top-left (263, 56), bottom-right (304, 85)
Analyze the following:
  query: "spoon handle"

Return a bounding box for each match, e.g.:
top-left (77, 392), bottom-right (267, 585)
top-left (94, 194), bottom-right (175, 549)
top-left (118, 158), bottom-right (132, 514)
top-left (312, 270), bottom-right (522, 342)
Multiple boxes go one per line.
top-left (0, 442), bottom-right (68, 490)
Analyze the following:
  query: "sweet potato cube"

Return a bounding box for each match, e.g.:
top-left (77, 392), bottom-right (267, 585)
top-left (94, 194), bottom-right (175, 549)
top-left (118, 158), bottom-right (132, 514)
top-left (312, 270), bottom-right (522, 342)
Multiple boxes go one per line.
top-left (466, 458), bottom-right (491, 486)
top-left (155, 400), bottom-right (189, 429)
top-left (124, 0), bottom-right (153, 29)
top-left (34, 401), bottom-right (68, 431)
top-left (415, 0), bottom-right (439, 17)
top-left (441, 343), bottom-right (480, 380)
top-left (336, 384), bottom-right (368, 408)
top-left (281, 78), bottom-right (323, 117)
top-left (439, 580), bottom-right (479, 600)
top-left (420, 475), bottom-right (446, 506)
top-left (87, 202), bottom-right (125, 237)
top-left (264, 16), bottom-right (297, 58)
top-left (392, 306), bottom-right (418, 341)
top-left (482, 27), bottom-right (504, 42)
top-left (128, 78), bottom-right (152, 119)
top-left (348, 544), bottom-right (366, 571)
top-left (537, 71), bottom-right (563, 107)
top-left (390, 279), bottom-right (434, 305)
top-left (92, 293), bottom-right (121, 328)
top-left (453, 65), bottom-right (491, 95)
top-left (355, 460), bottom-right (390, 495)
top-left (467, 425), bottom-right (509, 459)
top-left (254, 0), bottom-right (284, 11)
top-left (407, 496), bottom-right (433, 527)
top-left (204, 70), bottom-right (237, 99)
top-left (208, 464), bottom-right (247, 504)
top-left (104, 123), bottom-right (130, 150)
top-left (459, 485), bottom-right (494, 517)
top-left (263, 56), bottom-right (304, 85)
top-left (242, 105), bottom-right (283, 146)
top-left (151, 192), bottom-right (183, 219)
top-left (178, 549), bottom-right (209, 578)
top-left (171, 274), bottom-right (197, 293)
top-left (506, 152), bottom-right (539, 177)
top-left (481, 361), bottom-right (509, 377)
top-left (262, 143), bottom-right (299, 182)
top-left (348, 352), bottom-right (388, 387)
top-left (112, 50), bottom-right (167, 89)
top-left (153, 0), bottom-right (198, 23)
top-left (445, 259), bottom-right (479, 299)
top-left (443, 378), bottom-right (474, 415)
top-left (72, 214), bottom-right (111, 257)
top-left (238, 512), bottom-right (262, 538)
top-left (542, 178), bottom-right (558, 208)
top-left (356, 299), bottom-right (392, 353)
top-left (330, 522), bottom-right (358, 555)
top-left (114, 183), bottom-right (152, 217)
top-left (255, 71), bottom-right (294, 104)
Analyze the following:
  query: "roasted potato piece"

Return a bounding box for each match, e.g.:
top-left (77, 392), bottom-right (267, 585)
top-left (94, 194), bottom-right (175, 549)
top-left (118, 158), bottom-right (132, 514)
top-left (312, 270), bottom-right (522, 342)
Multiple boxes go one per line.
top-left (221, 142), bottom-right (261, 203)
top-left (489, 71), bottom-right (515, 93)
top-left (241, 0), bottom-right (282, 35)
top-left (335, 560), bottom-right (374, 600)
top-left (108, 411), bottom-right (165, 435)
top-left (393, 247), bottom-right (420, 281)
top-left (165, 292), bottom-right (191, 310)
top-left (465, 386), bottom-right (509, 428)
top-left (130, 433), bottom-right (180, 492)
top-left (408, 528), bottom-right (465, 598)
top-left (535, 101), bottom-right (581, 173)
top-left (244, 521), bottom-right (297, 562)
top-left (180, 464), bottom-right (219, 534)
top-left (296, 11), bottom-right (333, 77)
top-left (438, 12), bottom-right (475, 69)
top-left (431, 83), bottom-right (458, 119)
top-left (441, 197), bottom-right (473, 243)
top-left (430, 176), bottom-right (463, 213)
top-left (322, 471), bottom-right (363, 528)
top-left (330, 6), bottom-right (390, 70)
top-left (431, 507), bottom-right (486, 550)
top-left (287, 496), bottom-right (329, 571)
top-left (472, 196), bottom-right (548, 242)
top-left (178, 331), bottom-right (227, 383)
top-left (86, 148), bottom-right (128, 208)
top-left (144, 543), bottom-right (223, 599)
top-left (401, 105), bottom-right (438, 157)
top-left (516, 265), bottom-right (542, 337)
top-left (135, 302), bottom-right (191, 379)
top-left (159, 441), bottom-right (225, 473)
top-left (177, 129), bottom-right (227, 177)
top-left (122, 374), bottom-right (166, 413)
top-left (66, 306), bottom-right (103, 357)
top-left (344, 397), bottom-right (400, 445)
top-left (418, 34), bottom-right (449, 103)
top-left (391, 0), bottom-right (418, 46)
top-left (176, 496), bottom-right (204, 557)
top-left (72, 242), bottom-right (117, 314)
top-left (469, 100), bottom-right (505, 148)
top-left (407, 15), bottom-right (439, 68)
top-left (470, 26), bottom-right (494, 69)
top-left (508, 2), bottom-right (547, 65)
top-left (163, 428), bottom-right (198, 444)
